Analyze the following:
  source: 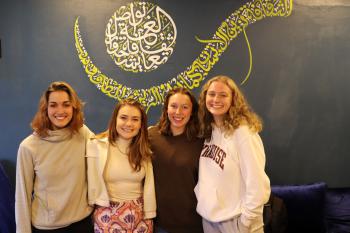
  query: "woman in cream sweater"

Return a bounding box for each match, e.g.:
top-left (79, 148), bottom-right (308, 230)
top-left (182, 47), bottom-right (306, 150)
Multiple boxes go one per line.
top-left (16, 81), bottom-right (94, 233)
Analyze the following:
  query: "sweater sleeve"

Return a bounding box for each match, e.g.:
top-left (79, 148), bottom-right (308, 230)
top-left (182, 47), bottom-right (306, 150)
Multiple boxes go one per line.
top-left (81, 124), bottom-right (95, 145)
top-left (143, 160), bottom-right (156, 219)
top-left (15, 144), bottom-right (35, 233)
top-left (236, 129), bottom-right (271, 228)
top-left (86, 138), bottom-right (110, 207)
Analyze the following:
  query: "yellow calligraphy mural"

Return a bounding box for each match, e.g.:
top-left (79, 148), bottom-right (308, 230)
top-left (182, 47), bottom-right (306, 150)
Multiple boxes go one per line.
top-left (74, 0), bottom-right (293, 111)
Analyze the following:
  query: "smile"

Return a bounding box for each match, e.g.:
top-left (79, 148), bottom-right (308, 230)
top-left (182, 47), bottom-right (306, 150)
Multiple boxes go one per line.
top-left (121, 128), bottom-right (134, 133)
top-left (54, 115), bottom-right (68, 120)
top-left (211, 104), bottom-right (224, 108)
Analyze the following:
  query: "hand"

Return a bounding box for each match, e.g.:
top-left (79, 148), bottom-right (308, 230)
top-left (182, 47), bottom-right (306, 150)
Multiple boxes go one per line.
top-left (237, 217), bottom-right (250, 233)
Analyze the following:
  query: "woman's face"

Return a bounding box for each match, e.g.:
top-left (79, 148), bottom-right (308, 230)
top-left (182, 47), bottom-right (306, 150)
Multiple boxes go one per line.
top-left (205, 81), bottom-right (232, 125)
top-left (167, 93), bottom-right (193, 136)
top-left (116, 105), bottom-right (142, 140)
top-left (47, 90), bottom-right (73, 130)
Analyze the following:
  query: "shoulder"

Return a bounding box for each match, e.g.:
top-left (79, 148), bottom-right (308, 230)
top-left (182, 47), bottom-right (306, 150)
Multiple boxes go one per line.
top-left (189, 135), bottom-right (205, 145)
top-left (148, 125), bottom-right (162, 139)
top-left (87, 136), bottom-right (109, 157)
top-left (79, 124), bottom-right (95, 139)
top-left (231, 125), bottom-right (251, 142)
top-left (233, 125), bottom-right (262, 145)
top-left (19, 133), bottom-right (39, 149)
top-left (88, 135), bottom-right (108, 145)
top-left (87, 134), bottom-right (109, 151)
top-left (148, 125), bottom-right (159, 134)
top-left (234, 125), bottom-right (252, 136)
top-left (17, 133), bottom-right (39, 157)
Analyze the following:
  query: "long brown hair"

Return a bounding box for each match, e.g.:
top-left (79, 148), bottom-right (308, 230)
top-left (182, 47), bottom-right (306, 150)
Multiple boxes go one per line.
top-left (198, 75), bottom-right (262, 139)
top-left (31, 81), bottom-right (84, 137)
top-left (157, 87), bottom-right (199, 140)
top-left (96, 99), bottom-right (152, 171)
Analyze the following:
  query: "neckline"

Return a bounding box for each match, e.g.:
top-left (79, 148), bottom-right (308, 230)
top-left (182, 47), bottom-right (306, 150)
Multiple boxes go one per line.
top-left (115, 142), bottom-right (128, 155)
top-left (115, 138), bottom-right (131, 155)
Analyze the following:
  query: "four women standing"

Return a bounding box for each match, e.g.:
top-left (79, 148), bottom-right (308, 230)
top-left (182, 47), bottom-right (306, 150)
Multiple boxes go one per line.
top-left (16, 77), bottom-right (270, 233)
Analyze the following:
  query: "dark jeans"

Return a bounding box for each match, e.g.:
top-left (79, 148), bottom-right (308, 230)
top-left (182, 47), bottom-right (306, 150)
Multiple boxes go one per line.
top-left (32, 214), bottom-right (93, 233)
top-left (155, 227), bottom-right (169, 233)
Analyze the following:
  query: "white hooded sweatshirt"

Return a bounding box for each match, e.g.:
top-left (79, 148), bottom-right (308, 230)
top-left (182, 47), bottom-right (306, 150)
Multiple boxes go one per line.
top-left (195, 125), bottom-right (270, 228)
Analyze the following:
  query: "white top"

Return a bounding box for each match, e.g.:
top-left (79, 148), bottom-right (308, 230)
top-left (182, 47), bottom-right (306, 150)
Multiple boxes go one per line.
top-left (195, 125), bottom-right (270, 227)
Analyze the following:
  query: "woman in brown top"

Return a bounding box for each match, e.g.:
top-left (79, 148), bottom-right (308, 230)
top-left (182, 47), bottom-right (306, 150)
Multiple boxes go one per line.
top-left (148, 87), bottom-right (204, 233)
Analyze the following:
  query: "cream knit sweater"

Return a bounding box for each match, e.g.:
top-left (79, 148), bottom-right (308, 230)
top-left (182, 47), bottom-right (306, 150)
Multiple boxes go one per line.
top-left (15, 125), bottom-right (93, 233)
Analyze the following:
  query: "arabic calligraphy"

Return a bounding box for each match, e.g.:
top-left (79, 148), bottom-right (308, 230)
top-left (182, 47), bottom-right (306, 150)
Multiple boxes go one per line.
top-left (74, 0), bottom-right (293, 112)
top-left (105, 2), bottom-right (177, 72)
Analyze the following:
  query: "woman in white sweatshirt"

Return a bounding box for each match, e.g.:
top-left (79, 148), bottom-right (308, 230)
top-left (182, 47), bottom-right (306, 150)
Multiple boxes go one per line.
top-left (195, 75), bottom-right (271, 233)
top-left (87, 99), bottom-right (156, 232)
top-left (15, 81), bottom-right (94, 233)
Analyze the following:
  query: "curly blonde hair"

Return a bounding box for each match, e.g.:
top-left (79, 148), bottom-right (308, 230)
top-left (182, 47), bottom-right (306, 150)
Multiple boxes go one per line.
top-left (198, 75), bottom-right (262, 139)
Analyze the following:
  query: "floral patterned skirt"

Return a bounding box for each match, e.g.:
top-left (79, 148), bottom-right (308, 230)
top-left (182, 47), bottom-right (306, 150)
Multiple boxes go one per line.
top-left (93, 198), bottom-right (153, 233)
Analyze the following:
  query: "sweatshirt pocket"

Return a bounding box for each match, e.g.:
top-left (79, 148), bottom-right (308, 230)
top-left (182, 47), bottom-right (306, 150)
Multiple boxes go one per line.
top-left (194, 183), bottom-right (221, 220)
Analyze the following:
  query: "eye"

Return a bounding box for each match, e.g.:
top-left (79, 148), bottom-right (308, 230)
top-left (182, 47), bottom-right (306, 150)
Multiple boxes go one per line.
top-left (63, 102), bottom-right (72, 107)
top-left (207, 92), bottom-right (215, 97)
top-left (49, 103), bottom-right (57, 108)
top-left (132, 117), bottom-right (140, 122)
top-left (120, 115), bottom-right (127, 120)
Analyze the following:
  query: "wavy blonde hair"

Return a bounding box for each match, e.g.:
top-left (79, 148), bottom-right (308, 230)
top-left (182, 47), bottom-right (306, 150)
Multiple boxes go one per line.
top-left (31, 81), bottom-right (84, 137)
top-left (198, 75), bottom-right (262, 139)
top-left (95, 99), bottom-right (152, 171)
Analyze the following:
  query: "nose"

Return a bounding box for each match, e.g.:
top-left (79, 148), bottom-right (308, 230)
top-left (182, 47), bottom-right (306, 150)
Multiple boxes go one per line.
top-left (213, 94), bottom-right (220, 102)
top-left (56, 105), bottom-right (65, 114)
top-left (175, 107), bottom-right (182, 114)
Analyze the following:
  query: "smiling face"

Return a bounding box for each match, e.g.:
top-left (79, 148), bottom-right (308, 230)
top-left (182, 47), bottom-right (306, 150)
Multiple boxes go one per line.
top-left (167, 93), bottom-right (193, 136)
top-left (116, 105), bottom-right (142, 141)
top-left (206, 81), bottom-right (233, 126)
top-left (47, 90), bottom-right (73, 130)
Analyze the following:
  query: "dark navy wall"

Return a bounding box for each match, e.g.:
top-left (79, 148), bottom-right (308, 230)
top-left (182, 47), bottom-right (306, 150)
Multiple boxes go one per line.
top-left (1, 0), bottom-right (350, 188)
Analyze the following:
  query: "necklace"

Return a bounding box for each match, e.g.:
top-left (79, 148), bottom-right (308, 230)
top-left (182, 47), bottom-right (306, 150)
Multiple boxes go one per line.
top-left (115, 142), bottom-right (128, 155)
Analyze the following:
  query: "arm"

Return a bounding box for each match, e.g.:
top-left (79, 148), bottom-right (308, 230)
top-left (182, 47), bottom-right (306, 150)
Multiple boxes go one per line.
top-left (81, 124), bottom-right (95, 148)
top-left (236, 130), bottom-right (271, 228)
top-left (15, 144), bottom-right (35, 233)
top-left (86, 138), bottom-right (110, 207)
top-left (86, 138), bottom-right (97, 206)
top-left (143, 160), bottom-right (156, 219)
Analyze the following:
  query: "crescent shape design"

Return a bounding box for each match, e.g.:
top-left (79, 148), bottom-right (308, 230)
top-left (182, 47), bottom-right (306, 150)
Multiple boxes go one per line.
top-left (74, 0), bottom-right (293, 112)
